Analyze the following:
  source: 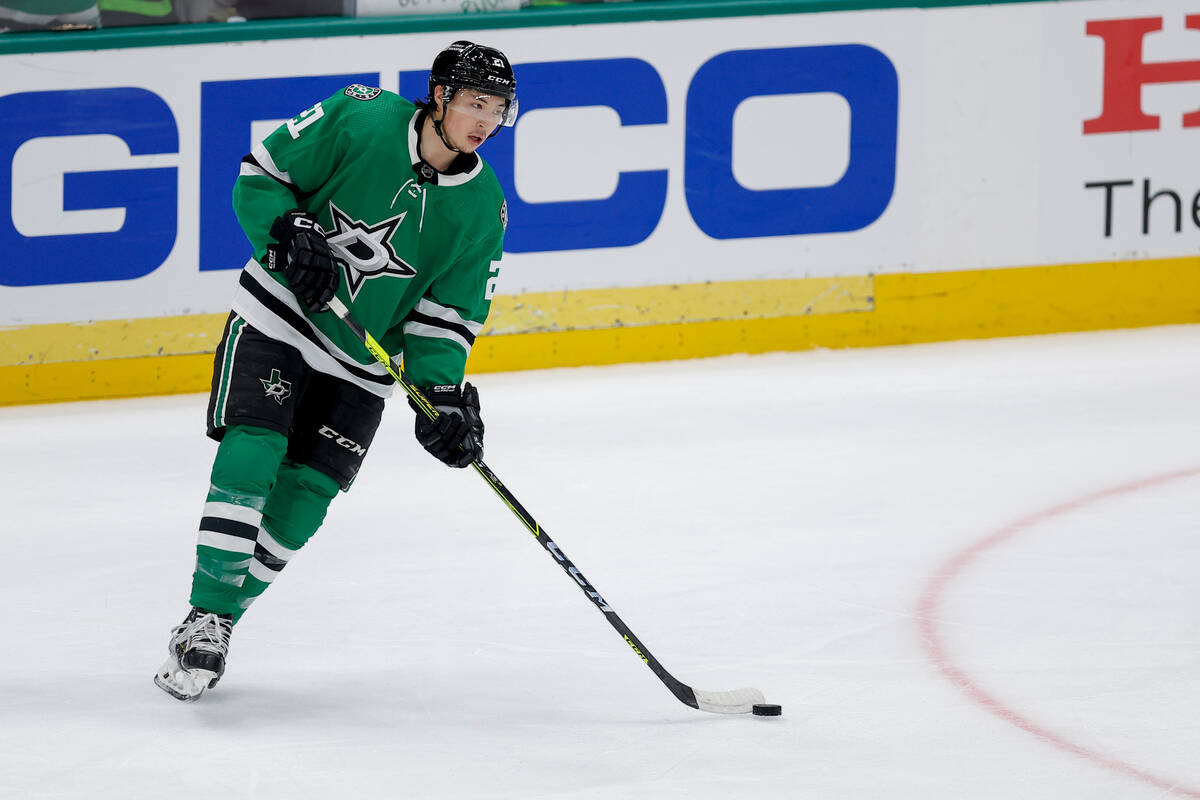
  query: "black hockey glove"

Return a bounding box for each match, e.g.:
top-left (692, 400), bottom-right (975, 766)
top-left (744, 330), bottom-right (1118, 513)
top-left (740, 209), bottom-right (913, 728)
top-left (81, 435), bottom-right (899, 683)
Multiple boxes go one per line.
top-left (410, 383), bottom-right (484, 468)
top-left (266, 210), bottom-right (339, 313)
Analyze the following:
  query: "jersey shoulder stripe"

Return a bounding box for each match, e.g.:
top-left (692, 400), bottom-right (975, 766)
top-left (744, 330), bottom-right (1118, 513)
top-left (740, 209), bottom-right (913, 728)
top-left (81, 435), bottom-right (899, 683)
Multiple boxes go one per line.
top-left (239, 155), bottom-right (297, 194)
top-left (404, 312), bottom-right (477, 347)
top-left (404, 297), bottom-right (483, 355)
top-left (412, 297), bottom-right (485, 336)
top-left (248, 141), bottom-right (297, 188)
top-left (402, 320), bottom-right (474, 356)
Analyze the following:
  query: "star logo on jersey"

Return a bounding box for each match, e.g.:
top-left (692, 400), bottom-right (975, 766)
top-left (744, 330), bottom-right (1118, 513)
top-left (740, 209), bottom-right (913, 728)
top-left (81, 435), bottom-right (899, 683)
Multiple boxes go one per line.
top-left (260, 368), bottom-right (292, 405)
top-left (325, 203), bottom-right (416, 299)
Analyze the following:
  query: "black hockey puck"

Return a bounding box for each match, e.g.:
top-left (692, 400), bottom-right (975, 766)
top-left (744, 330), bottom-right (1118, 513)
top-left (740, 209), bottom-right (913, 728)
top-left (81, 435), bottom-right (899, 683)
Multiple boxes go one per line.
top-left (752, 703), bottom-right (782, 716)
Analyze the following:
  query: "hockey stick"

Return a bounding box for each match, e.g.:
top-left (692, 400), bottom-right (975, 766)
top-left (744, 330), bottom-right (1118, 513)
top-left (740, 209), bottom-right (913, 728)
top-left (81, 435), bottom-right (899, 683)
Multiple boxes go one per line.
top-left (327, 297), bottom-right (767, 714)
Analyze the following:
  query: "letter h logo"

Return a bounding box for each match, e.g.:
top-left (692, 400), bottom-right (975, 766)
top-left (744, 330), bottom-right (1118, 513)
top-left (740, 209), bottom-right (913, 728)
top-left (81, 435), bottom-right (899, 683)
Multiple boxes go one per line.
top-left (1084, 16), bottom-right (1200, 134)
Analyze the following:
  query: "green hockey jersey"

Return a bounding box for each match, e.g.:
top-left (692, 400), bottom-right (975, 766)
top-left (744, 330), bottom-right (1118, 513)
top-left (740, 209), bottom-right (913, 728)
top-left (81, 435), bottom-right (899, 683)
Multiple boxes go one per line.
top-left (230, 84), bottom-right (507, 397)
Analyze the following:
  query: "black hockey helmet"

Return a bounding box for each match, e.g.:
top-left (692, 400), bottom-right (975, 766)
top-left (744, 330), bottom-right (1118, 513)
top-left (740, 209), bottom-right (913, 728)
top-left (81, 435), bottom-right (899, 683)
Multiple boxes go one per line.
top-left (428, 40), bottom-right (518, 128)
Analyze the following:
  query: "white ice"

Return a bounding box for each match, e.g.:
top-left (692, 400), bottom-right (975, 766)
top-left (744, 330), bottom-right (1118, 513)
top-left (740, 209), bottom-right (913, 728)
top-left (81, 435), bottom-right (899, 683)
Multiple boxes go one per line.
top-left (1, 325), bottom-right (1198, 799)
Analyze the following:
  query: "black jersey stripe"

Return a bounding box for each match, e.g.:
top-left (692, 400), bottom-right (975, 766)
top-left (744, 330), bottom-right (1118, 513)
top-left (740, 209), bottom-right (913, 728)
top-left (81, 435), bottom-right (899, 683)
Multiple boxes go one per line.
top-left (405, 310), bottom-right (477, 346)
top-left (200, 516), bottom-right (258, 541)
top-left (253, 543), bottom-right (288, 573)
top-left (241, 153), bottom-right (300, 194)
top-left (239, 271), bottom-right (393, 387)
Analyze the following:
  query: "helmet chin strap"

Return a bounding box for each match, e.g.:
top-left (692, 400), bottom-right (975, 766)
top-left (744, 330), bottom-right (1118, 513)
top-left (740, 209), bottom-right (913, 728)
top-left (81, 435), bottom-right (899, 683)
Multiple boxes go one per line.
top-left (432, 89), bottom-right (461, 153)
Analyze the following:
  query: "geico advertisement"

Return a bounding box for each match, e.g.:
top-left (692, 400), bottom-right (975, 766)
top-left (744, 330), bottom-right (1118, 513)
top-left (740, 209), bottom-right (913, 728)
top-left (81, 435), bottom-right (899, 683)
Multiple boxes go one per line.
top-left (1, 0), bottom-right (1194, 327)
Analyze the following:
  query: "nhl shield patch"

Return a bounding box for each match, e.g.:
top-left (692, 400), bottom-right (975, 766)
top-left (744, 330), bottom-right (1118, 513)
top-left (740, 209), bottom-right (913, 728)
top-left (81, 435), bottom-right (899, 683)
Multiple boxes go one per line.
top-left (500, 199), bottom-right (508, 233)
top-left (344, 84), bottom-right (382, 101)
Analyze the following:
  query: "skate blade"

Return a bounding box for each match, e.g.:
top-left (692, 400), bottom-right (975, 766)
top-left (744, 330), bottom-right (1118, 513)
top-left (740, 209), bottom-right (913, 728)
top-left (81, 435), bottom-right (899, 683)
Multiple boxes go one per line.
top-left (154, 662), bottom-right (215, 702)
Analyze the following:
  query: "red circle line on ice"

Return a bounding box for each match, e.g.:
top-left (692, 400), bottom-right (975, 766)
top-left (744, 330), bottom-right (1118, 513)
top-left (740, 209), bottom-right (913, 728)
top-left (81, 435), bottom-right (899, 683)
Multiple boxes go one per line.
top-left (916, 467), bottom-right (1200, 797)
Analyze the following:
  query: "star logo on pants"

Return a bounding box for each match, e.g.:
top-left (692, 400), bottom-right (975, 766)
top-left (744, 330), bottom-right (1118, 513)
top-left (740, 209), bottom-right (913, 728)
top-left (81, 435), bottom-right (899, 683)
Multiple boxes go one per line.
top-left (260, 368), bottom-right (292, 405)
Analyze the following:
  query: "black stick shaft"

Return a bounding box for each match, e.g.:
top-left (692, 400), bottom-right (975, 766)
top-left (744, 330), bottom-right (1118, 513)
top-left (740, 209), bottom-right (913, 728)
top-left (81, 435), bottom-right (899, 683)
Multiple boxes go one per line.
top-left (328, 299), bottom-right (699, 709)
top-left (469, 457), bottom-right (699, 708)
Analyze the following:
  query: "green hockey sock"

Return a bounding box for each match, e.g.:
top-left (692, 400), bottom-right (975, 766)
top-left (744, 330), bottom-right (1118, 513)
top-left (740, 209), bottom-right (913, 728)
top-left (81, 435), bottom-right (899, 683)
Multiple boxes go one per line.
top-left (232, 460), bottom-right (340, 622)
top-left (189, 425), bottom-right (287, 616)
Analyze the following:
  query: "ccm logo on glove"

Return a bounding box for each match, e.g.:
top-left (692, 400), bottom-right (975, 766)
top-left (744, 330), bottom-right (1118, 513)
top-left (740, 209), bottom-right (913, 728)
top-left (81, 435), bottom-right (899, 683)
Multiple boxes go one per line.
top-left (410, 383), bottom-right (484, 468)
top-left (266, 210), bottom-right (340, 313)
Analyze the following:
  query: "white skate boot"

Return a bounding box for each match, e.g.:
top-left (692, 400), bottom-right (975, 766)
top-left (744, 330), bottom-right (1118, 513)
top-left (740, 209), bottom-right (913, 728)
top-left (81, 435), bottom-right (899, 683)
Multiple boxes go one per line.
top-left (154, 608), bottom-right (233, 701)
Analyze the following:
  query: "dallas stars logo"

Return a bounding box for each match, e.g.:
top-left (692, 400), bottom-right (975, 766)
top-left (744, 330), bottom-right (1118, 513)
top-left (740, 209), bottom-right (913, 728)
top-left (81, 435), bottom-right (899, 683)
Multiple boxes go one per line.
top-left (344, 84), bottom-right (381, 101)
top-left (260, 368), bottom-right (292, 405)
top-left (325, 202), bottom-right (416, 300)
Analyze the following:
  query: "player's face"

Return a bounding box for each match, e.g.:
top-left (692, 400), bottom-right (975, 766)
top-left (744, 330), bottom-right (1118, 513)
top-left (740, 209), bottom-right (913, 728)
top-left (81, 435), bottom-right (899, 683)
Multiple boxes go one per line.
top-left (440, 89), bottom-right (508, 152)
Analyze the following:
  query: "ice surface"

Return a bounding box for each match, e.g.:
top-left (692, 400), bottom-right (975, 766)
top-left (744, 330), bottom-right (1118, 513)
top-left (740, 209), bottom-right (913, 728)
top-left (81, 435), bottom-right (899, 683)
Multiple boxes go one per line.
top-left (1, 325), bottom-right (1198, 799)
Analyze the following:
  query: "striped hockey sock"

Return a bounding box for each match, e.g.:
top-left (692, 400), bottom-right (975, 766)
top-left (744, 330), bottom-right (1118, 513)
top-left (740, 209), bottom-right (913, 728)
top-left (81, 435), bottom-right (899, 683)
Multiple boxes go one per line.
top-left (191, 486), bottom-right (263, 613)
top-left (231, 460), bottom-right (339, 620)
top-left (189, 425), bottom-right (287, 615)
top-left (234, 524), bottom-right (298, 616)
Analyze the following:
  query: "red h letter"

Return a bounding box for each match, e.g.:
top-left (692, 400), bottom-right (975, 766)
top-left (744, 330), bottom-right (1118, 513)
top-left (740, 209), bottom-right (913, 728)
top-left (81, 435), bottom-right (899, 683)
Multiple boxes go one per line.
top-left (1084, 16), bottom-right (1200, 134)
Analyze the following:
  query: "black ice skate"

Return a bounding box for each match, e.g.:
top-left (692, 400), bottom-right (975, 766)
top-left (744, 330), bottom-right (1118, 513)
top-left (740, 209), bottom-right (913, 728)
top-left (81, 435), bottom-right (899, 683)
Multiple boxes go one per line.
top-left (153, 607), bottom-right (233, 701)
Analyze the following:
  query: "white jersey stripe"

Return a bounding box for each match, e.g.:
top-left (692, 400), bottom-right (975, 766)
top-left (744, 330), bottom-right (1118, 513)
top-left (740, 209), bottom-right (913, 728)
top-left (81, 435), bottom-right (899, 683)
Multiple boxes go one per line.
top-left (413, 298), bottom-right (484, 335)
top-left (239, 161), bottom-right (270, 179)
top-left (248, 558), bottom-right (281, 584)
top-left (232, 260), bottom-right (395, 398)
top-left (256, 528), bottom-right (298, 562)
top-left (197, 530), bottom-right (257, 555)
top-left (251, 142), bottom-right (293, 185)
top-left (202, 501), bottom-right (262, 528)
top-left (213, 317), bottom-right (246, 430)
top-left (403, 320), bottom-right (472, 355)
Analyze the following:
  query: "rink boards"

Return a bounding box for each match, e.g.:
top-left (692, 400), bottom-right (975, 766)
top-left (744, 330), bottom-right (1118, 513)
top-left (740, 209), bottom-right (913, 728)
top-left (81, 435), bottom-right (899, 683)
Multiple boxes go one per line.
top-left (1, 0), bottom-right (1197, 404)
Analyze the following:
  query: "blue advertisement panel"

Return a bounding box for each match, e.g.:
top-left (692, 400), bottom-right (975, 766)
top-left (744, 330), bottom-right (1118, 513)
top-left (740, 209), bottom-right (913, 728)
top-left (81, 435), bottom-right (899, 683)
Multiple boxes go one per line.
top-left (0, 15), bottom-right (921, 324)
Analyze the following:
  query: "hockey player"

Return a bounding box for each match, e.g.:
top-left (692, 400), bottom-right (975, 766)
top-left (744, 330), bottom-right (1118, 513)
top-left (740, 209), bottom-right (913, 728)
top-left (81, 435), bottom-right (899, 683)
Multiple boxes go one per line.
top-left (154, 41), bottom-right (517, 701)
